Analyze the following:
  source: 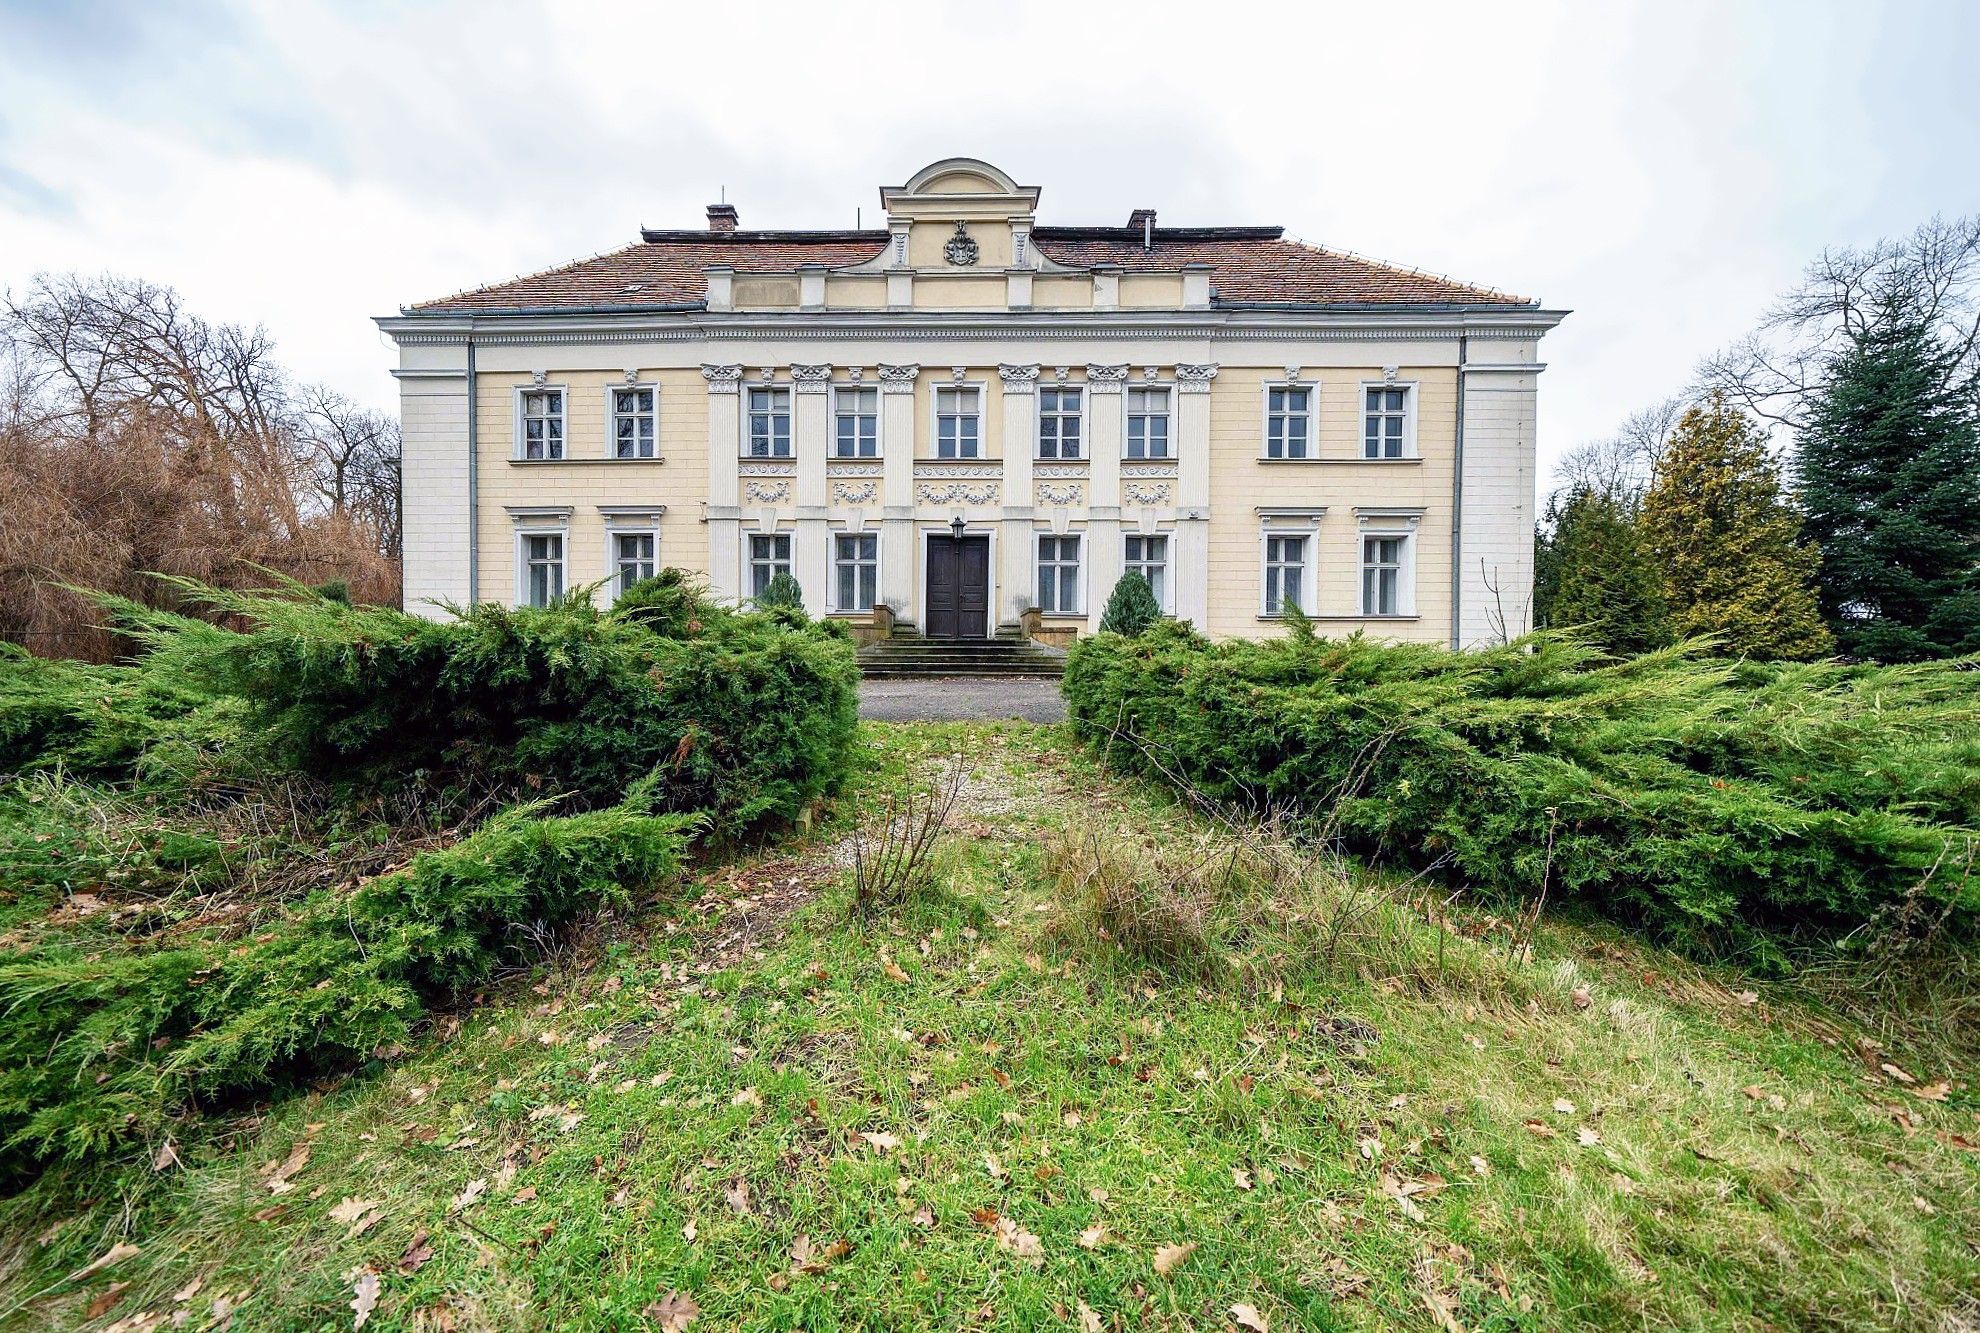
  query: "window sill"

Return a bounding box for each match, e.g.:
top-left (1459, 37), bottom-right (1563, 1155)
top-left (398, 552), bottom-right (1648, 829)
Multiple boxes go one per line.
top-left (1259, 613), bottom-right (1421, 622)
top-left (510, 456), bottom-right (663, 465)
top-left (739, 455), bottom-right (796, 463)
top-left (1256, 456), bottom-right (1421, 465)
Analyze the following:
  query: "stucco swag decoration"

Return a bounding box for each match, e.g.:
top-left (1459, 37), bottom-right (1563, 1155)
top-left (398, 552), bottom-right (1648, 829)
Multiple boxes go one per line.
top-left (944, 223), bottom-right (979, 267)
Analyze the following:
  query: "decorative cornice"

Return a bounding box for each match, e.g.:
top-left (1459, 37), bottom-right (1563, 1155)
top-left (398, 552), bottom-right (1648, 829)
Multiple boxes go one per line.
top-left (913, 462), bottom-right (1002, 480)
top-left (998, 363), bottom-right (1040, 394)
top-left (1034, 463), bottom-right (1089, 479)
top-left (824, 462), bottom-right (885, 478)
top-left (1120, 463), bottom-right (1179, 480)
top-left (1176, 363), bottom-right (1219, 393)
top-left (701, 364), bottom-right (743, 393)
top-left (738, 462), bottom-right (796, 477)
top-left (918, 481), bottom-right (999, 505)
top-left (792, 363), bottom-right (833, 392)
top-left (1085, 363), bottom-right (1129, 393)
top-left (878, 363), bottom-right (920, 393)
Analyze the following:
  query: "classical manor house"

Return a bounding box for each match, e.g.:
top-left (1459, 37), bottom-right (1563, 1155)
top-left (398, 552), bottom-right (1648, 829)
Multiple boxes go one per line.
top-left (380, 158), bottom-right (1564, 646)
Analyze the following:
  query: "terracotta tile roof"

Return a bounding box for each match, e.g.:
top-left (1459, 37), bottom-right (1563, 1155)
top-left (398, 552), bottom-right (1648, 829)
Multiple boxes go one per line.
top-left (408, 225), bottom-right (1531, 314)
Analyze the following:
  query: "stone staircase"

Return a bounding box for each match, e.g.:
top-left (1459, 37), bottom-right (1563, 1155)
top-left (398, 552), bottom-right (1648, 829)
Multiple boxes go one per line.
top-left (856, 624), bottom-right (1067, 679)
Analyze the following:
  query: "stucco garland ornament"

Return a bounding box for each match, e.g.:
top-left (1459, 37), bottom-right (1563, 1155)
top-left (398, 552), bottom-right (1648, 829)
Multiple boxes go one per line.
top-left (944, 222), bottom-right (979, 267)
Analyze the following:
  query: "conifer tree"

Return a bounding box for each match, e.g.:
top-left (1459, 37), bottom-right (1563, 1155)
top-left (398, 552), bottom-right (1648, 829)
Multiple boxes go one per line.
top-left (1794, 293), bottom-right (1980, 660)
top-left (1535, 485), bottom-right (1671, 654)
top-left (756, 570), bottom-right (804, 611)
top-left (1640, 397), bottom-right (1832, 660)
top-left (1097, 571), bottom-right (1161, 636)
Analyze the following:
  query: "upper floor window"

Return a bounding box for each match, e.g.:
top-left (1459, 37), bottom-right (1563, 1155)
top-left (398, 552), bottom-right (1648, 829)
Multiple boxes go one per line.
top-left (748, 532), bottom-right (792, 598)
top-left (1265, 385), bottom-right (1311, 459)
top-left (520, 388), bottom-right (564, 460)
top-left (1363, 385), bottom-right (1413, 459)
top-left (613, 386), bottom-right (656, 459)
top-left (1361, 534), bottom-right (1410, 615)
top-left (747, 387), bottom-right (792, 457)
top-left (613, 530), bottom-right (656, 599)
top-left (834, 387), bottom-right (879, 458)
top-left (1126, 387), bottom-right (1170, 459)
top-left (1037, 534), bottom-right (1082, 615)
top-left (1124, 533), bottom-right (1169, 610)
top-left (834, 532), bottom-right (878, 612)
top-left (1263, 533), bottom-right (1307, 616)
top-left (520, 531), bottom-right (565, 606)
top-left (1038, 386), bottom-right (1082, 459)
top-left (936, 386), bottom-right (981, 459)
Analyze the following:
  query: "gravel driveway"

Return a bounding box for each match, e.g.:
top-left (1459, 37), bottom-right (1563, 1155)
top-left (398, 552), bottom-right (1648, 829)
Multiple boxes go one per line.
top-left (857, 676), bottom-right (1067, 723)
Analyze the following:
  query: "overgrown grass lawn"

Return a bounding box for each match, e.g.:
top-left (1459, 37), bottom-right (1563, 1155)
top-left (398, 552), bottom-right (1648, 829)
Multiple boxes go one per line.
top-left (2, 724), bottom-right (1974, 1331)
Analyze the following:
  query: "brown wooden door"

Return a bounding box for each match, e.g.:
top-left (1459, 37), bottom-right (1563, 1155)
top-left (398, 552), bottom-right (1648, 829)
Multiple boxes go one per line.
top-left (925, 535), bottom-right (990, 639)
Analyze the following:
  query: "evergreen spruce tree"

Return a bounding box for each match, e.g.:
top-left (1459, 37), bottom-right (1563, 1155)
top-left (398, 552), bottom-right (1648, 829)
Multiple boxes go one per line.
top-left (1097, 571), bottom-right (1161, 636)
top-left (1795, 293), bottom-right (1980, 660)
top-left (1640, 397), bottom-right (1832, 660)
top-left (1534, 485), bottom-right (1672, 654)
top-left (756, 570), bottom-right (804, 611)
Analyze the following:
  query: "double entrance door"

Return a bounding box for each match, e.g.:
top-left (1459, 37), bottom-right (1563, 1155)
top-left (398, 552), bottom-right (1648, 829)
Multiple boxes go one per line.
top-left (924, 534), bottom-right (989, 639)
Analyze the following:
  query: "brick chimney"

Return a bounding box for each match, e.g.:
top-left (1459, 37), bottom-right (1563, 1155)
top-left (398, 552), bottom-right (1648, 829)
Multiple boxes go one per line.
top-left (706, 203), bottom-right (739, 234)
top-left (1127, 207), bottom-right (1156, 251)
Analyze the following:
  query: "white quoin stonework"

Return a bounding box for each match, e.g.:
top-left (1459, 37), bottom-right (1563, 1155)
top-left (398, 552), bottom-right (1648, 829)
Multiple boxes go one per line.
top-left (379, 157), bottom-right (1565, 646)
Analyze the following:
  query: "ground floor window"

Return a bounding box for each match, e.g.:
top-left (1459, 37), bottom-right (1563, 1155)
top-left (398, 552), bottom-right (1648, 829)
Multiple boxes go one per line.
top-left (1037, 534), bottom-right (1081, 615)
top-left (613, 531), bottom-right (656, 598)
top-left (749, 532), bottom-right (792, 598)
top-left (1263, 534), bottom-right (1307, 616)
top-left (834, 532), bottom-right (878, 611)
top-left (520, 532), bottom-right (565, 607)
top-left (1124, 533), bottom-right (1168, 609)
top-left (1361, 534), bottom-right (1407, 615)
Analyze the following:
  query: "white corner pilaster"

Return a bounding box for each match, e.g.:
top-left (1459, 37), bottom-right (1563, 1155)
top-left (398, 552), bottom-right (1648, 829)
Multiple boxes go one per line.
top-left (878, 364), bottom-right (919, 623)
top-left (792, 364), bottom-right (832, 615)
top-left (1173, 363), bottom-right (1217, 628)
top-left (702, 364), bottom-right (743, 601)
top-left (998, 364), bottom-right (1039, 622)
top-left (1085, 364), bottom-right (1128, 631)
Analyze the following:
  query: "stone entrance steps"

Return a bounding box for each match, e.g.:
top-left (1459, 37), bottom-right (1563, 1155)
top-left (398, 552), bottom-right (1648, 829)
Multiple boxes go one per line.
top-left (857, 628), bottom-right (1067, 679)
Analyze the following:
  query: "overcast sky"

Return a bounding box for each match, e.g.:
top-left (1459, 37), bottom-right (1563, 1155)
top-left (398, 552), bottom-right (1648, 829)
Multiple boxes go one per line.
top-left (3, 0), bottom-right (1976, 482)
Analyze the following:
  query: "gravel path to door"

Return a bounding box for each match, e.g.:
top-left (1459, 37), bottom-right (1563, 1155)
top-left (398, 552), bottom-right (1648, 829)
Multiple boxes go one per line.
top-left (857, 676), bottom-right (1067, 723)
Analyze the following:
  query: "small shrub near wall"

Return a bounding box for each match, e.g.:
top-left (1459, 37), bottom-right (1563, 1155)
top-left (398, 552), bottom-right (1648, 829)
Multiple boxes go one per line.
top-left (1063, 621), bottom-right (1980, 959)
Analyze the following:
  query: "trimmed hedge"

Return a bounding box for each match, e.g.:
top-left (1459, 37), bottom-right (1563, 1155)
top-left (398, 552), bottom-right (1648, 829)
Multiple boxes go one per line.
top-left (1064, 622), bottom-right (1980, 956)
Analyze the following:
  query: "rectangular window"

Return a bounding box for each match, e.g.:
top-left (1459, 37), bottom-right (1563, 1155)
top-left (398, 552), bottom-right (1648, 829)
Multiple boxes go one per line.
top-left (1038, 386), bottom-right (1082, 459)
top-left (520, 389), bottom-right (564, 460)
top-left (1123, 533), bottom-right (1168, 609)
top-left (1126, 386), bottom-right (1171, 459)
top-left (936, 386), bottom-right (981, 459)
top-left (748, 532), bottom-right (792, 598)
top-left (1265, 386), bottom-right (1311, 459)
top-left (1362, 535), bottom-right (1405, 615)
top-left (521, 532), bottom-right (564, 607)
top-left (612, 386), bottom-right (656, 459)
top-left (747, 387), bottom-right (792, 458)
top-left (613, 531), bottom-right (655, 598)
top-left (834, 387), bottom-right (879, 458)
top-left (1363, 386), bottom-right (1410, 459)
top-left (1036, 534), bottom-right (1082, 615)
top-left (1263, 534), bottom-right (1307, 615)
top-left (834, 533), bottom-right (878, 611)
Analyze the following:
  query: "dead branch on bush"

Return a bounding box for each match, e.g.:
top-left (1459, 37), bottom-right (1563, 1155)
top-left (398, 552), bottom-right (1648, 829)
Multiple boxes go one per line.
top-left (848, 751), bottom-right (966, 917)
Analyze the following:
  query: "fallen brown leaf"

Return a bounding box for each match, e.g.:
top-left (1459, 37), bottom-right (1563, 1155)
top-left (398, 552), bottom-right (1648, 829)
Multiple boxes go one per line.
top-left (1152, 1241), bottom-right (1197, 1276)
top-left (1231, 1302), bottom-right (1270, 1332)
top-left (644, 1289), bottom-right (699, 1330)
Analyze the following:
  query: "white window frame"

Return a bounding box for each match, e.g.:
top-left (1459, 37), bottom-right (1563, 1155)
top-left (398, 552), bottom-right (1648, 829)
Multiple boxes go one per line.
top-left (832, 384), bottom-right (881, 459)
top-left (607, 382), bottom-right (659, 460)
top-left (744, 385), bottom-right (793, 459)
top-left (1256, 508), bottom-right (1325, 618)
top-left (604, 527), bottom-right (658, 602)
top-left (932, 383), bottom-right (984, 460)
top-left (1035, 531), bottom-right (1085, 616)
top-left (1358, 379), bottom-right (1419, 460)
top-left (1125, 385), bottom-right (1172, 460)
top-left (747, 530), bottom-right (793, 599)
top-left (1037, 384), bottom-right (1084, 460)
top-left (1123, 531), bottom-right (1172, 613)
top-left (515, 385), bottom-right (568, 460)
top-left (1260, 380), bottom-right (1316, 461)
top-left (831, 530), bottom-right (881, 612)
top-left (1356, 516), bottom-right (1420, 617)
top-left (515, 526), bottom-right (568, 608)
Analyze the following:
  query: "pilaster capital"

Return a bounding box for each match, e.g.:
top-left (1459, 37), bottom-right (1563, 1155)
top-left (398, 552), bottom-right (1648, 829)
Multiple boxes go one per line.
top-left (792, 363), bottom-right (833, 393)
top-left (700, 364), bottom-right (743, 394)
top-left (1085, 363), bottom-right (1129, 393)
top-left (997, 363), bottom-right (1039, 394)
top-left (877, 363), bottom-right (920, 394)
top-left (1176, 364), bottom-right (1220, 393)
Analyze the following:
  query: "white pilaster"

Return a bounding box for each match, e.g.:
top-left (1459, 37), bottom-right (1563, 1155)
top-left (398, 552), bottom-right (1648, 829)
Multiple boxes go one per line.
top-left (878, 364), bottom-right (919, 622)
top-left (1174, 363), bottom-right (1217, 629)
top-left (1085, 364), bottom-right (1128, 631)
top-left (998, 363), bottom-right (1039, 623)
top-left (1456, 364), bottom-right (1540, 647)
top-left (793, 364), bottom-right (832, 615)
top-left (702, 364), bottom-right (743, 601)
top-left (395, 359), bottom-right (471, 618)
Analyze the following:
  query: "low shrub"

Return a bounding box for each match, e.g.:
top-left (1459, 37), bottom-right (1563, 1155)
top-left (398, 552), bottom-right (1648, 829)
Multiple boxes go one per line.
top-left (1097, 572), bottom-right (1161, 637)
top-left (0, 792), bottom-right (698, 1168)
top-left (1063, 623), bottom-right (1980, 958)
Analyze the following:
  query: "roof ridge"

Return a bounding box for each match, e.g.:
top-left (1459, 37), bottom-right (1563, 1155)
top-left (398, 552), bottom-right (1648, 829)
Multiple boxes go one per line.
top-left (638, 228), bottom-right (889, 244)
